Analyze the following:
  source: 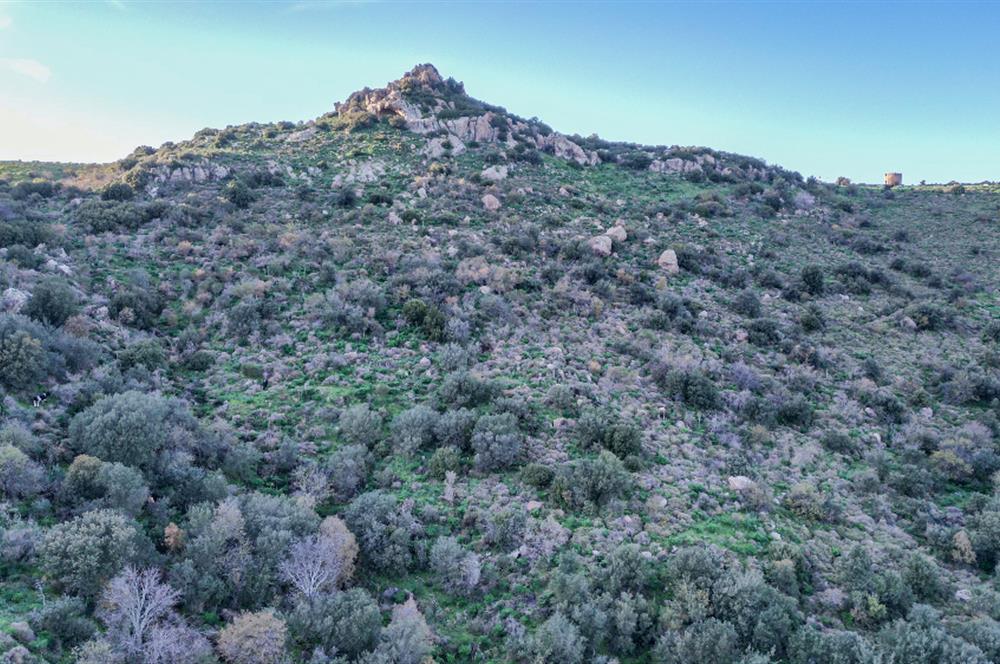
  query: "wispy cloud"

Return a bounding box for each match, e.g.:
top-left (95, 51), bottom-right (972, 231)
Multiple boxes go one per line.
top-left (0, 58), bottom-right (52, 83)
top-left (0, 15), bottom-right (12, 29)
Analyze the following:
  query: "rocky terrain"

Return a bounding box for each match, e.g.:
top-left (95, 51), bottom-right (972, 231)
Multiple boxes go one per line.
top-left (1, 64), bottom-right (999, 664)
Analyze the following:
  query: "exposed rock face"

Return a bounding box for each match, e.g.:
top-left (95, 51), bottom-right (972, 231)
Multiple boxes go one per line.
top-left (650, 157), bottom-right (702, 174)
top-left (335, 64), bottom-right (600, 166)
top-left (657, 249), bottom-right (679, 273)
top-left (333, 160), bottom-right (386, 186)
top-left (541, 133), bottom-right (600, 166)
top-left (336, 63), bottom-right (444, 123)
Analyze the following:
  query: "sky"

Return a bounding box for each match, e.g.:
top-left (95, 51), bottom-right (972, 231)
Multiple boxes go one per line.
top-left (0, 1), bottom-right (998, 183)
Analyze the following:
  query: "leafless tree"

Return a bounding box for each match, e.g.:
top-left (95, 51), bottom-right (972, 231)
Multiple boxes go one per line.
top-left (143, 622), bottom-right (213, 664)
top-left (280, 531), bottom-right (353, 598)
top-left (98, 566), bottom-right (180, 659)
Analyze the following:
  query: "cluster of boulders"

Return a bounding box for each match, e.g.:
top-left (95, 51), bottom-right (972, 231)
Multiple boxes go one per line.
top-left (336, 64), bottom-right (601, 166)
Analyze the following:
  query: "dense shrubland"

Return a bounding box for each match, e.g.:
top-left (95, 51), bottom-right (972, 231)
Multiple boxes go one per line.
top-left (1, 66), bottom-right (999, 663)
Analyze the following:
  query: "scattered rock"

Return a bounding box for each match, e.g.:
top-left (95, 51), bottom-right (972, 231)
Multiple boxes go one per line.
top-left (900, 316), bottom-right (917, 331)
top-left (650, 158), bottom-right (702, 174)
top-left (525, 500), bottom-right (543, 512)
top-left (657, 249), bottom-right (679, 273)
top-left (481, 165), bottom-right (508, 182)
top-left (481, 194), bottom-right (501, 211)
top-left (589, 235), bottom-right (612, 256)
top-left (605, 225), bottom-right (627, 243)
top-left (727, 476), bottom-right (756, 492)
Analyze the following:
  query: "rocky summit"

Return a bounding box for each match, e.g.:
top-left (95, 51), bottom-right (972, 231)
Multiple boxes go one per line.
top-left (1, 64), bottom-right (999, 664)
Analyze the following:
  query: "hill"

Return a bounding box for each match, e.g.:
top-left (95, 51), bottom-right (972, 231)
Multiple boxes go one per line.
top-left (1, 64), bottom-right (1000, 664)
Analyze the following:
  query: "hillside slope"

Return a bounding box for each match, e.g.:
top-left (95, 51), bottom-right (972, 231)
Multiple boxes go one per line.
top-left (1, 64), bottom-right (1000, 664)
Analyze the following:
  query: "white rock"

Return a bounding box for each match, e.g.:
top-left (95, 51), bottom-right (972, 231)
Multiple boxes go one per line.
top-left (481, 194), bottom-right (501, 211)
top-left (727, 475), bottom-right (756, 492)
top-left (657, 249), bottom-right (679, 273)
top-left (588, 235), bottom-right (612, 257)
top-left (605, 225), bottom-right (627, 243)
top-left (481, 165), bottom-right (508, 182)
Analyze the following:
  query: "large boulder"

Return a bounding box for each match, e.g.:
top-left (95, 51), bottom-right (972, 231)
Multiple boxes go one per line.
top-left (481, 165), bottom-right (508, 182)
top-left (657, 249), bottom-right (679, 273)
top-left (481, 194), bottom-right (501, 211)
top-left (605, 225), bottom-right (627, 243)
top-left (589, 235), bottom-right (613, 257)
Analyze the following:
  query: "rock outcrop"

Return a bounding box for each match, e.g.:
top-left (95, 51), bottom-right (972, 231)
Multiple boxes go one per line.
top-left (335, 64), bottom-right (600, 166)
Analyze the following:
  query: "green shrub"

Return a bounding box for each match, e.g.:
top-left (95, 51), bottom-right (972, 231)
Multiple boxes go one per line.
top-left (521, 463), bottom-right (555, 488)
top-left (471, 413), bottom-right (522, 471)
top-left (68, 390), bottom-right (173, 470)
top-left (428, 446), bottom-right (462, 479)
top-left (801, 265), bottom-right (825, 295)
top-left (658, 368), bottom-right (719, 410)
top-left (429, 535), bottom-right (481, 595)
top-left (338, 404), bottom-right (383, 448)
top-left (40, 509), bottom-right (141, 597)
top-left (344, 490), bottom-right (423, 574)
top-left (118, 338), bottom-right (165, 371)
top-left (576, 410), bottom-right (642, 457)
top-left (532, 612), bottom-right (585, 664)
top-left (29, 597), bottom-right (96, 654)
top-left (0, 218), bottom-right (52, 248)
top-left (0, 444), bottom-right (45, 499)
top-left (391, 405), bottom-right (439, 455)
top-left (436, 370), bottom-right (496, 409)
top-left (732, 290), bottom-right (762, 318)
top-left (800, 304), bottom-right (826, 332)
top-left (12, 179), bottom-right (56, 200)
top-left (0, 319), bottom-right (44, 390)
top-left (434, 408), bottom-right (477, 451)
top-left (75, 199), bottom-right (144, 232)
top-left (288, 589), bottom-right (381, 659)
top-left (24, 277), bottom-right (78, 327)
top-left (325, 444), bottom-right (370, 500)
top-left (223, 180), bottom-right (254, 209)
top-left (109, 282), bottom-right (164, 330)
top-left (100, 182), bottom-right (135, 201)
top-left (552, 450), bottom-right (630, 510)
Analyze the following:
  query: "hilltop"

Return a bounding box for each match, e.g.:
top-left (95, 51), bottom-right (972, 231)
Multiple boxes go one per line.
top-left (1, 65), bottom-right (999, 664)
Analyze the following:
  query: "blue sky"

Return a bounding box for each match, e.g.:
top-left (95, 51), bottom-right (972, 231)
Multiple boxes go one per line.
top-left (1, 1), bottom-right (998, 183)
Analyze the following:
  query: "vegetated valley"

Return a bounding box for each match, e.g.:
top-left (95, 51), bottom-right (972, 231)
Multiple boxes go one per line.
top-left (1, 65), bottom-right (1000, 664)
